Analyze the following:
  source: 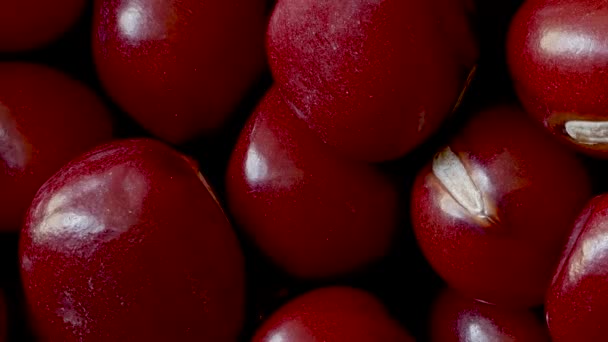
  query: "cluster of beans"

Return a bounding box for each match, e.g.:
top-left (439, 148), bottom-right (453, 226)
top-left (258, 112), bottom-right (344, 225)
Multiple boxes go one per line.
top-left (0, 0), bottom-right (605, 341)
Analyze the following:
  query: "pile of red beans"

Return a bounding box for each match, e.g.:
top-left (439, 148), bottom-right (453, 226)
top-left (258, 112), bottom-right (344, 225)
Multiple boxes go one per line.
top-left (0, 0), bottom-right (606, 341)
